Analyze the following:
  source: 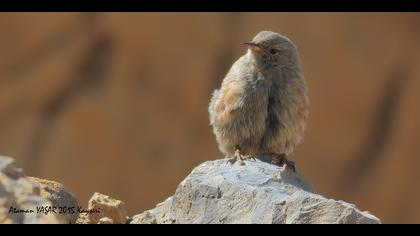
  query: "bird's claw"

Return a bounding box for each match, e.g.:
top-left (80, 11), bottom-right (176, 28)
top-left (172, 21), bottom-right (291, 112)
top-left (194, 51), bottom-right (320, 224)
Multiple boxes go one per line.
top-left (271, 154), bottom-right (296, 172)
top-left (227, 149), bottom-right (254, 166)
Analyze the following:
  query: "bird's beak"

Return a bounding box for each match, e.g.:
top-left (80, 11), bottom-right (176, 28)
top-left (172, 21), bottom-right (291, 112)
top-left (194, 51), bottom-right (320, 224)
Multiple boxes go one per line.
top-left (241, 41), bottom-right (262, 51)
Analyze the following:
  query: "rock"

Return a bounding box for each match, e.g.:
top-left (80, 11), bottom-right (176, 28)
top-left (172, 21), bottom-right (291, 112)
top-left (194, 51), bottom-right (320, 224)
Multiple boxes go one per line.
top-left (85, 192), bottom-right (128, 224)
top-left (131, 197), bottom-right (173, 224)
top-left (0, 156), bottom-right (24, 180)
top-left (98, 217), bottom-right (113, 224)
top-left (131, 159), bottom-right (381, 224)
top-left (0, 156), bottom-right (66, 224)
top-left (75, 212), bottom-right (89, 224)
top-left (28, 177), bottom-right (79, 224)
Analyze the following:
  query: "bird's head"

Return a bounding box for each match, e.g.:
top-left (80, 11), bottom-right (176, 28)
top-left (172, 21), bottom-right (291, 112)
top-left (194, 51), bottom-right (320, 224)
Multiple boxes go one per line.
top-left (242, 31), bottom-right (301, 70)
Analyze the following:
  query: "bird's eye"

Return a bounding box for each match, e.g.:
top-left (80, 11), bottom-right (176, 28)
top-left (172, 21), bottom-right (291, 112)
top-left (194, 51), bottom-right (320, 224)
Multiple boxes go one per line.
top-left (269, 49), bottom-right (279, 55)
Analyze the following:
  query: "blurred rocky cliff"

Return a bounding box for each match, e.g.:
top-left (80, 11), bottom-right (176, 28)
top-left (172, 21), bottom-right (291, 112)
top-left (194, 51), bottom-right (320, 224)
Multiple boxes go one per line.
top-left (0, 13), bottom-right (419, 223)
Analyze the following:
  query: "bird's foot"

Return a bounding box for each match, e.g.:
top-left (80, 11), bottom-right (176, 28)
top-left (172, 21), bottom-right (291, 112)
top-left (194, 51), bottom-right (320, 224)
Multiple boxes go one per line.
top-left (228, 148), bottom-right (254, 166)
top-left (270, 153), bottom-right (295, 172)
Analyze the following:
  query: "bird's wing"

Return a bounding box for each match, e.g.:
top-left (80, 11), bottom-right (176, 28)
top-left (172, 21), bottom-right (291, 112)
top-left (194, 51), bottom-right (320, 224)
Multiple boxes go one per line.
top-left (210, 80), bottom-right (246, 126)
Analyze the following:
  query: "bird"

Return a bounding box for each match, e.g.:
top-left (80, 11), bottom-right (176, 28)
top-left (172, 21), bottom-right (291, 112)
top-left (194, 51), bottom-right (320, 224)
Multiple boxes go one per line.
top-left (208, 31), bottom-right (309, 171)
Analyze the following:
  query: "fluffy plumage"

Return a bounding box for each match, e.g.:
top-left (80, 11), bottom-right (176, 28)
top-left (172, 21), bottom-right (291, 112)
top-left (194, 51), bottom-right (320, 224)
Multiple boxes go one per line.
top-left (208, 31), bottom-right (309, 167)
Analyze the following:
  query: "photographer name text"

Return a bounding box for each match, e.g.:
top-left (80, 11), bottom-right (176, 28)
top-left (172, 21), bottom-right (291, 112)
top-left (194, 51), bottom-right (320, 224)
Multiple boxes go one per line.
top-left (8, 206), bottom-right (100, 216)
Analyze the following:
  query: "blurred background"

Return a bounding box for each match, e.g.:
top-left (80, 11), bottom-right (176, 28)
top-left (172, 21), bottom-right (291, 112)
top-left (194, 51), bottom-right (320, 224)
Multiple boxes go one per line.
top-left (0, 13), bottom-right (419, 223)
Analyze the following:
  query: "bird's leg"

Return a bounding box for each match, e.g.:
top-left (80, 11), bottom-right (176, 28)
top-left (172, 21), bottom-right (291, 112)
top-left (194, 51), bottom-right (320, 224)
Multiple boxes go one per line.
top-left (228, 149), bottom-right (245, 166)
top-left (270, 153), bottom-right (295, 172)
top-left (228, 145), bottom-right (254, 165)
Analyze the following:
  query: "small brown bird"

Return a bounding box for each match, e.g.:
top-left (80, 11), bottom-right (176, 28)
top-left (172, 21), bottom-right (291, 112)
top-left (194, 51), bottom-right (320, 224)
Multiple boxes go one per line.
top-left (208, 31), bottom-right (309, 170)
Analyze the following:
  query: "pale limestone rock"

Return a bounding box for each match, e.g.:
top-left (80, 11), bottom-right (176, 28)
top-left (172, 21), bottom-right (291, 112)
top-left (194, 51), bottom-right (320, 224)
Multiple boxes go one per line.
top-left (98, 217), bottom-right (113, 224)
top-left (131, 158), bottom-right (381, 224)
top-left (0, 156), bottom-right (66, 224)
top-left (28, 177), bottom-right (79, 224)
top-left (85, 192), bottom-right (127, 224)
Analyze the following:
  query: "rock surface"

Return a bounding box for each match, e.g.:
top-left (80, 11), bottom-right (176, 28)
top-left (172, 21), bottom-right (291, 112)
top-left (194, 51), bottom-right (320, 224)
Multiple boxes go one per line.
top-left (131, 159), bottom-right (381, 224)
top-left (1, 154), bottom-right (382, 224)
top-left (0, 156), bottom-right (66, 224)
top-left (82, 192), bottom-right (128, 224)
top-left (97, 217), bottom-right (114, 224)
top-left (1, 155), bottom-right (129, 224)
top-left (28, 177), bottom-right (79, 224)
